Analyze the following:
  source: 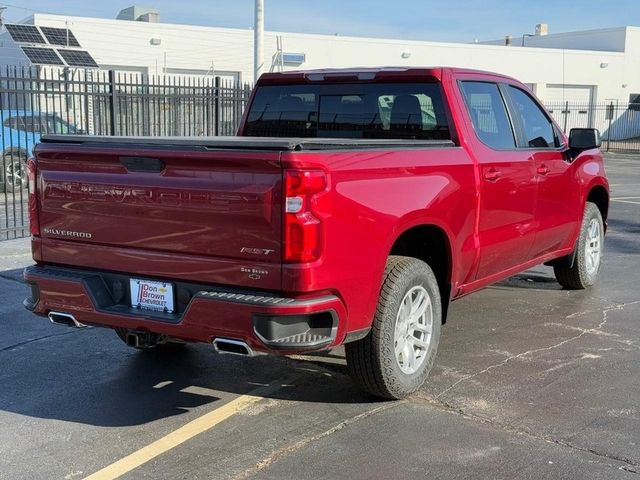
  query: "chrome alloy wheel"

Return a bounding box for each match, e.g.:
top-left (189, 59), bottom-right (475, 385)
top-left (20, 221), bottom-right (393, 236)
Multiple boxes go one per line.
top-left (585, 218), bottom-right (602, 275)
top-left (394, 285), bottom-right (433, 375)
top-left (5, 159), bottom-right (26, 189)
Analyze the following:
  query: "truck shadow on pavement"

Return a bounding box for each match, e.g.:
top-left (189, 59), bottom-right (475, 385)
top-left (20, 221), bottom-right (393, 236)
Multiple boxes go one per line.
top-left (0, 297), bottom-right (377, 427)
top-left (2, 203), bottom-right (635, 428)
top-left (494, 270), bottom-right (561, 291)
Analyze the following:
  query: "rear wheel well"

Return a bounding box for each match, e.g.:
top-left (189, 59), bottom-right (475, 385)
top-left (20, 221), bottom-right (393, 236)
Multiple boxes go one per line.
top-left (389, 225), bottom-right (452, 323)
top-left (587, 185), bottom-right (609, 223)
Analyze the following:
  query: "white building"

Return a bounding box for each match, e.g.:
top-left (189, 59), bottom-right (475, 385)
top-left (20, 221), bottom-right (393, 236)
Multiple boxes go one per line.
top-left (0, 7), bottom-right (638, 136)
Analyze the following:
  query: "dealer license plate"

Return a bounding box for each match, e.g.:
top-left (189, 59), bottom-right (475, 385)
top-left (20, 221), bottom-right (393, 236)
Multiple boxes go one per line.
top-left (130, 278), bottom-right (175, 313)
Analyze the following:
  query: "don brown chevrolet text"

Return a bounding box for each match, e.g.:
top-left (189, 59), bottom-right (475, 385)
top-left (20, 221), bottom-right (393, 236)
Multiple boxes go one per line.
top-left (24, 67), bottom-right (608, 399)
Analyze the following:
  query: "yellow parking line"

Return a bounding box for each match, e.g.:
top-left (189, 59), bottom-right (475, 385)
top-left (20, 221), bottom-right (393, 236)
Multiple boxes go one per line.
top-left (83, 381), bottom-right (287, 480)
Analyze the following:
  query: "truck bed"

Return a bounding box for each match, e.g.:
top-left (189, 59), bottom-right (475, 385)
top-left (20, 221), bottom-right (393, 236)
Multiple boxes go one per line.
top-left (32, 135), bottom-right (456, 294)
top-left (40, 135), bottom-right (455, 151)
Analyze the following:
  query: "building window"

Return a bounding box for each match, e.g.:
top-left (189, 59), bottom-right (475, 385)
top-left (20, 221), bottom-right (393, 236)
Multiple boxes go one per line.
top-left (629, 94), bottom-right (640, 112)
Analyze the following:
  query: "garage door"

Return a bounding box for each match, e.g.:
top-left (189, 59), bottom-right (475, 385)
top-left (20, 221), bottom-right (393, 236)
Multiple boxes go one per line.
top-left (545, 85), bottom-right (594, 132)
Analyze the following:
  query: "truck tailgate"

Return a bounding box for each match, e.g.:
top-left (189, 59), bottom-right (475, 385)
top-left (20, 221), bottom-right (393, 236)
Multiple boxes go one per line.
top-left (34, 141), bottom-right (283, 290)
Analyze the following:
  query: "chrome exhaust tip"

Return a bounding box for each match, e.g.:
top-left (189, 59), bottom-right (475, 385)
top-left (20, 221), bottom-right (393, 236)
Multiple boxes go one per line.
top-left (48, 311), bottom-right (86, 328)
top-left (213, 338), bottom-right (256, 356)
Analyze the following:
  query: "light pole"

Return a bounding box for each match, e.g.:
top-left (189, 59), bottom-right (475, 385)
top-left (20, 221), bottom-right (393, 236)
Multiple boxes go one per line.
top-left (254, 0), bottom-right (264, 83)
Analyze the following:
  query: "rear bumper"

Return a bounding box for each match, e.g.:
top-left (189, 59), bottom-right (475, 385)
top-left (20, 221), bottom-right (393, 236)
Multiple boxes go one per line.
top-left (24, 264), bottom-right (347, 353)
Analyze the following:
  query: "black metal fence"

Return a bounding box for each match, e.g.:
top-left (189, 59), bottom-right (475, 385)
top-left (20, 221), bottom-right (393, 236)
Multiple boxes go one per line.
top-left (546, 101), bottom-right (640, 153)
top-left (0, 66), bottom-right (252, 240)
top-left (1, 65), bottom-right (640, 241)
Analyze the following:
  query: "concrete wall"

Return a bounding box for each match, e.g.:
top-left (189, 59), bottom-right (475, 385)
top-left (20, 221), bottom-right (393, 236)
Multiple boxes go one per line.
top-left (6, 14), bottom-right (637, 106)
top-left (622, 28), bottom-right (640, 102)
top-left (31, 14), bottom-right (256, 80)
top-left (270, 31), bottom-right (628, 103)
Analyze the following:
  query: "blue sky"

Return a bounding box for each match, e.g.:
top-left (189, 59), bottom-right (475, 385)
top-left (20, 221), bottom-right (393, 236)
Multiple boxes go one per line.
top-left (4, 1), bottom-right (640, 42)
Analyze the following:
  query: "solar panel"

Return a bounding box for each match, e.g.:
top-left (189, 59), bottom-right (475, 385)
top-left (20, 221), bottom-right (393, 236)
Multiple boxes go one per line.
top-left (5, 24), bottom-right (46, 44)
top-left (39, 27), bottom-right (81, 47)
top-left (57, 49), bottom-right (99, 68)
top-left (21, 46), bottom-right (64, 65)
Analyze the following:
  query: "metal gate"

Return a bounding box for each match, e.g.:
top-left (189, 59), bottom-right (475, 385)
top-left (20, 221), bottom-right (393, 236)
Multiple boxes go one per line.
top-left (545, 101), bottom-right (640, 153)
top-left (0, 66), bottom-right (252, 240)
top-left (2, 66), bottom-right (640, 241)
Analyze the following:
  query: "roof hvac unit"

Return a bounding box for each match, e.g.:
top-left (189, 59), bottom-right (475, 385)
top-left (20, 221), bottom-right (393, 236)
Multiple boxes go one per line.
top-left (535, 23), bottom-right (549, 36)
top-left (116, 6), bottom-right (160, 23)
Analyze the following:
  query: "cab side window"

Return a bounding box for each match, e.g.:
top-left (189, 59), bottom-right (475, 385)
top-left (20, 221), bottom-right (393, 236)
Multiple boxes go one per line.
top-left (3, 116), bottom-right (36, 133)
top-left (3, 116), bottom-right (23, 131)
top-left (508, 86), bottom-right (558, 148)
top-left (460, 81), bottom-right (516, 150)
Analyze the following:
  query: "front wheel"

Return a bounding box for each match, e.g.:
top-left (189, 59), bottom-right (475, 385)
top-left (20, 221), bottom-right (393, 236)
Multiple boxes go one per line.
top-left (554, 202), bottom-right (604, 289)
top-left (346, 256), bottom-right (441, 400)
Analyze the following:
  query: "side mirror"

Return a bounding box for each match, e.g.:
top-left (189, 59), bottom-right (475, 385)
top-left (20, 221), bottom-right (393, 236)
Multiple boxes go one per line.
top-left (569, 128), bottom-right (601, 150)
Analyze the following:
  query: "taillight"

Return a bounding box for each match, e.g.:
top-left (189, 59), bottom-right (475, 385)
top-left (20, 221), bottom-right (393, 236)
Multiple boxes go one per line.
top-left (27, 158), bottom-right (40, 237)
top-left (284, 169), bottom-right (327, 262)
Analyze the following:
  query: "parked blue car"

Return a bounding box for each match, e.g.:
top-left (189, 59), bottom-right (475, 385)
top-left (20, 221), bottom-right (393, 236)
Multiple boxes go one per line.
top-left (1, 111), bottom-right (79, 192)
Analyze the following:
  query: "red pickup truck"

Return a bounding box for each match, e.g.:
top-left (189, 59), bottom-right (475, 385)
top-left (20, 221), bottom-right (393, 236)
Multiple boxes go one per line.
top-left (24, 67), bottom-right (609, 399)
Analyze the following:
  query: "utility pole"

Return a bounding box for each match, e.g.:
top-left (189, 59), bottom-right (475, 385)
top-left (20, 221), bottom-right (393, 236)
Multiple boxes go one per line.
top-left (254, 0), bottom-right (264, 83)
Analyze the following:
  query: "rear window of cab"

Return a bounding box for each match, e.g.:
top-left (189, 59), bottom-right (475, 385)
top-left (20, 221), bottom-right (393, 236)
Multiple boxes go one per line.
top-left (244, 82), bottom-right (451, 140)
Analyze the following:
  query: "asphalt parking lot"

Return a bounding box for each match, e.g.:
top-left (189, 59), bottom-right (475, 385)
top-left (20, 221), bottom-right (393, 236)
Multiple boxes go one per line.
top-left (0, 153), bottom-right (639, 480)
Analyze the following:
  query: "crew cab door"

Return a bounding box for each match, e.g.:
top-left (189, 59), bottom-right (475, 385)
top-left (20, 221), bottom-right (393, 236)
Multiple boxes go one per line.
top-left (503, 85), bottom-right (582, 257)
top-left (459, 81), bottom-right (538, 279)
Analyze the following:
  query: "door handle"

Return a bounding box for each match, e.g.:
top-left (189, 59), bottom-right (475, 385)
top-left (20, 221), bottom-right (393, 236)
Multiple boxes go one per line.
top-left (537, 165), bottom-right (550, 176)
top-left (484, 168), bottom-right (501, 182)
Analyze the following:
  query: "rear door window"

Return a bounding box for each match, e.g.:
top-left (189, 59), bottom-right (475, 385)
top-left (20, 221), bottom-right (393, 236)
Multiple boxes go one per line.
top-left (244, 83), bottom-right (450, 140)
top-left (45, 116), bottom-right (76, 134)
top-left (460, 81), bottom-right (516, 150)
top-left (21, 116), bottom-right (42, 133)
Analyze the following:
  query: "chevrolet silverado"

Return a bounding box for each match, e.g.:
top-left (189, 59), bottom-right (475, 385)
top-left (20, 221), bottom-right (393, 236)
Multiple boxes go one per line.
top-left (24, 67), bottom-right (609, 399)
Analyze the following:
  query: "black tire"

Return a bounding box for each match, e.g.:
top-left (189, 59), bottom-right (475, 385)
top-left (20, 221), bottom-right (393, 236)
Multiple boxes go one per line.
top-left (115, 328), bottom-right (187, 351)
top-left (346, 256), bottom-right (441, 400)
top-left (554, 202), bottom-right (604, 289)
top-left (2, 152), bottom-right (28, 193)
